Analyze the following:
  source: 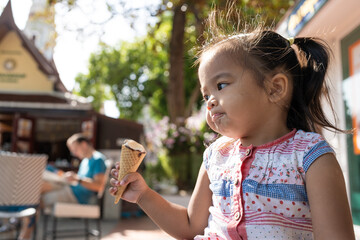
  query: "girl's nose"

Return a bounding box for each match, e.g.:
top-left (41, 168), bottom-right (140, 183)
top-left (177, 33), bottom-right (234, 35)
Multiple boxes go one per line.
top-left (207, 96), bottom-right (217, 110)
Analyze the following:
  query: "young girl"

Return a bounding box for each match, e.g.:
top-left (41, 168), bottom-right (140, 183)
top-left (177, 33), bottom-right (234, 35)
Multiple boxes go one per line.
top-left (109, 13), bottom-right (355, 240)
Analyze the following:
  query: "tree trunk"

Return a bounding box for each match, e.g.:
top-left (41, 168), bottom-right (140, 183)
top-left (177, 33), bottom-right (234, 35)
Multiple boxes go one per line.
top-left (167, 4), bottom-right (186, 125)
top-left (184, 3), bottom-right (205, 118)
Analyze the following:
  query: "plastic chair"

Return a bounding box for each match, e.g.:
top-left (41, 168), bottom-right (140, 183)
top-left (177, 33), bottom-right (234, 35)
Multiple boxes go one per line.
top-left (42, 159), bottom-right (113, 240)
top-left (0, 152), bottom-right (47, 240)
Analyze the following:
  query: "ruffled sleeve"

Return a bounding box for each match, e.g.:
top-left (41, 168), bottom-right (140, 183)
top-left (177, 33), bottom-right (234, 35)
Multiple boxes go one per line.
top-left (303, 134), bottom-right (335, 173)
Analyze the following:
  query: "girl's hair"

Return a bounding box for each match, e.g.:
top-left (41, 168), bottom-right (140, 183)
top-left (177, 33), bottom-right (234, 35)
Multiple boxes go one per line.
top-left (196, 9), bottom-right (345, 134)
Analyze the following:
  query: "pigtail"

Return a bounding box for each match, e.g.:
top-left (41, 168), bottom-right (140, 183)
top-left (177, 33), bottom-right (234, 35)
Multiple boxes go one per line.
top-left (288, 37), bottom-right (344, 133)
top-left (293, 37), bottom-right (329, 105)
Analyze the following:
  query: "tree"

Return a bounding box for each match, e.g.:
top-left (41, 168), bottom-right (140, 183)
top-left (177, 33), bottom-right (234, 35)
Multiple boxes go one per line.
top-left (51, 0), bottom-right (295, 122)
top-left (75, 15), bottom-right (172, 120)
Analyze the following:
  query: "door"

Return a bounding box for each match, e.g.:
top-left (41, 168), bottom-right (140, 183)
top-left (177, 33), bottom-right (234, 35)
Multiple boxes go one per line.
top-left (11, 113), bottom-right (35, 153)
top-left (341, 24), bottom-right (360, 225)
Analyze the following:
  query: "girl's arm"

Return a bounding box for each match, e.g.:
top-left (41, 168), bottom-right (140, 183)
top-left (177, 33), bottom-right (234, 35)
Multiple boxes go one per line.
top-left (306, 153), bottom-right (355, 239)
top-left (110, 163), bottom-right (212, 239)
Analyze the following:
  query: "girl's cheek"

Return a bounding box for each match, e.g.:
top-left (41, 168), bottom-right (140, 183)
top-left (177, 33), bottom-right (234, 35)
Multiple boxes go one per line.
top-left (205, 112), bottom-right (211, 124)
top-left (206, 114), bottom-right (215, 131)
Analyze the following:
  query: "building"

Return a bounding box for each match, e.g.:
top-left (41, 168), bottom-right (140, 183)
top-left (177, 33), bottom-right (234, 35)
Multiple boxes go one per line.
top-left (23, 0), bottom-right (57, 61)
top-left (0, 1), bottom-right (143, 166)
top-left (277, 0), bottom-right (360, 224)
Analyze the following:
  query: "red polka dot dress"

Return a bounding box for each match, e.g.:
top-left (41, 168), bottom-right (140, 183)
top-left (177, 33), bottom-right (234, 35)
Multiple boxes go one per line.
top-left (194, 130), bottom-right (334, 240)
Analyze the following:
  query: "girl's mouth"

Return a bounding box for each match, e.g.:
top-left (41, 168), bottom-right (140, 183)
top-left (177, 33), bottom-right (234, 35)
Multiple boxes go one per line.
top-left (211, 113), bottom-right (224, 122)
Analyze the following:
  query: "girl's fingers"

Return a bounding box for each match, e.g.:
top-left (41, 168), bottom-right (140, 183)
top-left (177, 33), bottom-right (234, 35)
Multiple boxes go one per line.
top-left (109, 178), bottom-right (120, 196)
top-left (110, 163), bottom-right (120, 178)
top-left (110, 168), bottom-right (119, 178)
top-left (109, 186), bottom-right (117, 196)
top-left (109, 177), bottom-right (120, 187)
top-left (119, 172), bottom-right (139, 186)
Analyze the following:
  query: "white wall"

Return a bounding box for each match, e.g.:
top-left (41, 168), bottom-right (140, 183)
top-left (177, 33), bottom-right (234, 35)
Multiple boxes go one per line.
top-left (278, 0), bottom-right (360, 194)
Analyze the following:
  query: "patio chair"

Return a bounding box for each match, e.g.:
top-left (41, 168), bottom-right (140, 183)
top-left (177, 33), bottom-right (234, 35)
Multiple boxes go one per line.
top-left (42, 159), bottom-right (113, 240)
top-left (0, 152), bottom-right (47, 240)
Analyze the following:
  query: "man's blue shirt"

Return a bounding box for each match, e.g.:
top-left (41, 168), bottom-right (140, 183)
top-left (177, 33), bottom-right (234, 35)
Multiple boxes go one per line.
top-left (70, 151), bottom-right (106, 204)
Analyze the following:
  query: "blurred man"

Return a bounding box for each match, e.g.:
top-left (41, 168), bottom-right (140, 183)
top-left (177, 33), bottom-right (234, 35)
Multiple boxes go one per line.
top-left (20, 133), bottom-right (106, 239)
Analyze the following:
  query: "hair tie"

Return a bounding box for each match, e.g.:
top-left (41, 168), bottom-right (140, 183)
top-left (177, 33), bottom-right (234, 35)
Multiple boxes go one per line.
top-left (288, 37), bottom-right (295, 45)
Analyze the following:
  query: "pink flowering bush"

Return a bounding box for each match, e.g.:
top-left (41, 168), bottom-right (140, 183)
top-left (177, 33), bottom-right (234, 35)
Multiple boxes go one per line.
top-left (143, 106), bottom-right (217, 190)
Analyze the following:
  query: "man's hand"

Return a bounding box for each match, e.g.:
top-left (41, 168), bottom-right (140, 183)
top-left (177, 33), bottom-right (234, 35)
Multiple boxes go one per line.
top-left (63, 171), bottom-right (78, 183)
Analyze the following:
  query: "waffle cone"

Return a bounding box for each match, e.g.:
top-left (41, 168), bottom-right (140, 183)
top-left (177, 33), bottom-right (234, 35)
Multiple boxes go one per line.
top-left (114, 140), bottom-right (146, 204)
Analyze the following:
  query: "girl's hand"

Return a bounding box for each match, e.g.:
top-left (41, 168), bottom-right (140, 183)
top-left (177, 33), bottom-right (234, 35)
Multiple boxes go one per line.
top-left (109, 162), bottom-right (149, 203)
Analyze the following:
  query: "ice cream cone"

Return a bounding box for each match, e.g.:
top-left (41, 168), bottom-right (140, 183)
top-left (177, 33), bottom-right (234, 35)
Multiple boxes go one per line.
top-left (114, 139), bottom-right (146, 204)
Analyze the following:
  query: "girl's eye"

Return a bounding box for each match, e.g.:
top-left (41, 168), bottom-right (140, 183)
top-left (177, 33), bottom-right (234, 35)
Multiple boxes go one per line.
top-left (203, 95), bottom-right (209, 101)
top-left (217, 83), bottom-right (228, 90)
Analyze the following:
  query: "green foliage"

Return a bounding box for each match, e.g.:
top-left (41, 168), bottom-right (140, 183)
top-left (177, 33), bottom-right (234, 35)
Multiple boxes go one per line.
top-left (158, 144), bottom-right (203, 190)
top-left (74, 17), bottom-right (172, 120)
top-left (142, 159), bottom-right (169, 188)
top-left (48, 0), bottom-right (73, 5)
top-left (238, 0), bottom-right (295, 26)
top-left (72, 0), bottom-right (294, 121)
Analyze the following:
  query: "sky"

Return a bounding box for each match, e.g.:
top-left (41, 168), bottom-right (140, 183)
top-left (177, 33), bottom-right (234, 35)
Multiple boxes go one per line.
top-left (0, 0), bottom-right (160, 118)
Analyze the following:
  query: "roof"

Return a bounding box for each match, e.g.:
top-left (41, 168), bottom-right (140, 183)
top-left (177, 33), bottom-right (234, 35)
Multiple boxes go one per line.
top-left (0, 0), bottom-right (67, 92)
top-left (0, 91), bottom-right (92, 111)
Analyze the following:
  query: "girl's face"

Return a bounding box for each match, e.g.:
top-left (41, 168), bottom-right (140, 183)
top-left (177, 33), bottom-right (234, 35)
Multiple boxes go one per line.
top-left (199, 48), bottom-right (273, 140)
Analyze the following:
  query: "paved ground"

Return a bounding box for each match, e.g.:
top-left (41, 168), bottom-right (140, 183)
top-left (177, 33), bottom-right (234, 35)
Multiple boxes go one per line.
top-left (100, 194), bottom-right (191, 240)
top-left (0, 194), bottom-right (189, 240)
top-left (2, 191), bottom-right (359, 240)
top-left (37, 217), bottom-right (360, 240)
top-left (102, 216), bottom-right (173, 240)
top-left (2, 215), bottom-right (360, 239)
top-left (0, 215), bottom-right (172, 240)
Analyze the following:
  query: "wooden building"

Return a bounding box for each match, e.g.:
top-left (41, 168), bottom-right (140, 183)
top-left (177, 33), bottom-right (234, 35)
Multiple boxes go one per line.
top-left (0, 1), bottom-right (143, 165)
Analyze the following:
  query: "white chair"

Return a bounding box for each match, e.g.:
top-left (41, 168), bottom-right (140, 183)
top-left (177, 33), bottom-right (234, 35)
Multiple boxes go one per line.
top-left (42, 159), bottom-right (113, 240)
top-left (0, 152), bottom-right (47, 240)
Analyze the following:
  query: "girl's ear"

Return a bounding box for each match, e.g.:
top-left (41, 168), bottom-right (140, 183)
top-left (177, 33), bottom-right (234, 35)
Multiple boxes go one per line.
top-left (266, 73), bottom-right (291, 104)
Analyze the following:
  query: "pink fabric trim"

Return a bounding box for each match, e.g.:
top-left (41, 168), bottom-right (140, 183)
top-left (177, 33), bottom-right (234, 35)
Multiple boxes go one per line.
top-left (239, 129), bottom-right (296, 150)
top-left (227, 145), bottom-right (257, 240)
